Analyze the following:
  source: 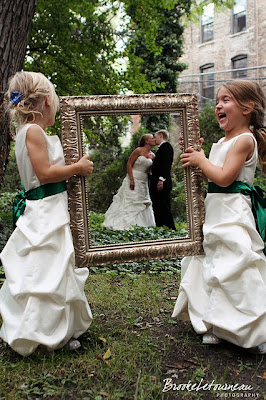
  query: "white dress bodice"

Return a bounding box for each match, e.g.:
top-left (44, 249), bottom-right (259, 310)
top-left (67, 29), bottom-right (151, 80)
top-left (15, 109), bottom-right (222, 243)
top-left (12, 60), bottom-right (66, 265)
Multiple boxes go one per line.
top-left (15, 123), bottom-right (65, 191)
top-left (133, 155), bottom-right (153, 174)
top-left (208, 132), bottom-right (257, 186)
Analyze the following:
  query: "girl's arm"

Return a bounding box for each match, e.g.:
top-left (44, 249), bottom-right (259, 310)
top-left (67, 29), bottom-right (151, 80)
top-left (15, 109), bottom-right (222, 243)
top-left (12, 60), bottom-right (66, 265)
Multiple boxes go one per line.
top-left (26, 125), bottom-right (93, 184)
top-left (127, 148), bottom-right (141, 190)
top-left (181, 135), bottom-right (254, 187)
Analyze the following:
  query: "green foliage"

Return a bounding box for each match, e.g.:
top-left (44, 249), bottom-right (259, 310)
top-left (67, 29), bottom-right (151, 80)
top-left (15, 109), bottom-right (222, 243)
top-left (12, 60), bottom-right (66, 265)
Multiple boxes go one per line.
top-left (83, 115), bottom-right (130, 150)
top-left (199, 102), bottom-right (223, 156)
top-left (171, 156), bottom-right (186, 221)
top-left (0, 143), bottom-right (20, 193)
top-left (89, 257), bottom-right (182, 275)
top-left (0, 273), bottom-right (264, 399)
top-left (87, 210), bottom-right (184, 275)
top-left (254, 168), bottom-right (266, 191)
top-left (25, 0), bottom-right (121, 96)
top-left (88, 152), bottom-right (126, 212)
top-left (119, 0), bottom-right (234, 94)
top-left (0, 216), bottom-right (12, 257)
top-left (187, 0), bottom-right (235, 24)
top-left (123, 2), bottom-right (191, 94)
top-left (82, 115), bottom-right (130, 212)
top-left (24, 0), bottom-right (233, 101)
top-left (141, 113), bottom-right (170, 133)
top-left (0, 192), bottom-right (16, 212)
top-left (0, 193), bottom-right (15, 256)
top-left (117, 0), bottom-right (233, 71)
top-left (89, 211), bottom-right (187, 246)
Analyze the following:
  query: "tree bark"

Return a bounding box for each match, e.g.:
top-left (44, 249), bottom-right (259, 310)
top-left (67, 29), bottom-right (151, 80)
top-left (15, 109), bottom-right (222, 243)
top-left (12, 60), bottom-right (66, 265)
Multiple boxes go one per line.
top-left (0, 0), bottom-right (37, 185)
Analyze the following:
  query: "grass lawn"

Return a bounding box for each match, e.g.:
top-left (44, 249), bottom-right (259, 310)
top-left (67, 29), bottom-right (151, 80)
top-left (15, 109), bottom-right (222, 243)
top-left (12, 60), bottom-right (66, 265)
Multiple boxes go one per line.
top-left (0, 271), bottom-right (265, 400)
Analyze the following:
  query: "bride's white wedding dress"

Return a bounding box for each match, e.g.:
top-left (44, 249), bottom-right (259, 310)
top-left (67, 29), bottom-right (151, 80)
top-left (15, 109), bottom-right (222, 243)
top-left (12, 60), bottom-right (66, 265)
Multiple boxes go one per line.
top-left (103, 156), bottom-right (155, 230)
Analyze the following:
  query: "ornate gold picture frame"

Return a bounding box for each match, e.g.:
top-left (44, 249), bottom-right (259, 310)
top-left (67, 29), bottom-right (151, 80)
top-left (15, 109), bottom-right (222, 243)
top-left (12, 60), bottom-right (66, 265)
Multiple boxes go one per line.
top-left (60, 93), bottom-right (205, 267)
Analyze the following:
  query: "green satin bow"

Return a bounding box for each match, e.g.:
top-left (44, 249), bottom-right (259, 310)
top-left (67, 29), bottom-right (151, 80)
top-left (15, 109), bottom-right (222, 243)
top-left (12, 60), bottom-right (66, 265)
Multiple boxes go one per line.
top-left (208, 181), bottom-right (266, 252)
top-left (13, 181), bottom-right (67, 228)
top-left (13, 187), bottom-right (26, 228)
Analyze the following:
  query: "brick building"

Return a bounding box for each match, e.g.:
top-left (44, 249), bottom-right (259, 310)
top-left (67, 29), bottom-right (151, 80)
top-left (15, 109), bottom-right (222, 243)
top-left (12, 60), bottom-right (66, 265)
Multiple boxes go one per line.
top-left (178, 0), bottom-right (266, 108)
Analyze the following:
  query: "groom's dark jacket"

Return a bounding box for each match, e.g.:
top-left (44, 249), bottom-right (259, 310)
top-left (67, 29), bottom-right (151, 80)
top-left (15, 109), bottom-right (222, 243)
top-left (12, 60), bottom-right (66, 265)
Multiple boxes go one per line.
top-left (150, 142), bottom-right (174, 191)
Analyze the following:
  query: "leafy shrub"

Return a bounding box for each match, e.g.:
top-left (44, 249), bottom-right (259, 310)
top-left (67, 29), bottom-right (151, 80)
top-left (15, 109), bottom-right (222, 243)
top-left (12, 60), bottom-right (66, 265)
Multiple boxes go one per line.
top-left (0, 193), bottom-right (14, 256)
top-left (88, 151), bottom-right (127, 213)
top-left (89, 210), bottom-right (187, 246)
top-left (171, 156), bottom-right (186, 221)
top-left (0, 215), bottom-right (13, 257)
top-left (199, 102), bottom-right (223, 156)
top-left (254, 167), bottom-right (266, 190)
top-left (88, 211), bottom-right (183, 275)
top-left (89, 257), bottom-right (182, 276)
top-left (0, 143), bottom-right (20, 193)
top-left (0, 192), bottom-right (16, 212)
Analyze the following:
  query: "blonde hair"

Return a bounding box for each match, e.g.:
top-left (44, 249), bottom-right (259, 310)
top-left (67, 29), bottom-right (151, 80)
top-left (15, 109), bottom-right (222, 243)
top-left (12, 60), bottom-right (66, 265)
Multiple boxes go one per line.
top-left (155, 129), bottom-right (169, 141)
top-left (5, 71), bottom-right (59, 127)
top-left (219, 80), bottom-right (266, 174)
top-left (138, 133), bottom-right (153, 147)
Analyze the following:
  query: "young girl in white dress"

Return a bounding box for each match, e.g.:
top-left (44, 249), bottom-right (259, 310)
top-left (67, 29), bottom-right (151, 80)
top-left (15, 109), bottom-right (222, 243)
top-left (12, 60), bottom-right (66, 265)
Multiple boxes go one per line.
top-left (172, 80), bottom-right (266, 354)
top-left (0, 71), bottom-right (93, 356)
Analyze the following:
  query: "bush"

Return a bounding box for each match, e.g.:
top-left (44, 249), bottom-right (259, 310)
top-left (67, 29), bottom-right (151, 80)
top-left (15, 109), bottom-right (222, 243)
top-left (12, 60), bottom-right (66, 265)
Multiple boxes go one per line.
top-left (0, 143), bottom-right (20, 193)
top-left (88, 150), bottom-right (129, 213)
top-left (0, 192), bottom-right (15, 255)
top-left (171, 155), bottom-right (186, 222)
top-left (199, 102), bottom-right (223, 156)
top-left (89, 210), bottom-right (187, 246)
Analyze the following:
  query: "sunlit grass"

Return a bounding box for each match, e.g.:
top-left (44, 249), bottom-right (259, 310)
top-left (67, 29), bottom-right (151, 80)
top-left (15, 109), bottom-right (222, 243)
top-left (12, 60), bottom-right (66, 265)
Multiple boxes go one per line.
top-left (0, 273), bottom-right (265, 400)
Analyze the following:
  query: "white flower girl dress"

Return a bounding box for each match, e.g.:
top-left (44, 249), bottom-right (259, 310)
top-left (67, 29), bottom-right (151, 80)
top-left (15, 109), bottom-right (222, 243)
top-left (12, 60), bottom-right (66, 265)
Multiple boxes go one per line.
top-left (0, 123), bottom-right (93, 356)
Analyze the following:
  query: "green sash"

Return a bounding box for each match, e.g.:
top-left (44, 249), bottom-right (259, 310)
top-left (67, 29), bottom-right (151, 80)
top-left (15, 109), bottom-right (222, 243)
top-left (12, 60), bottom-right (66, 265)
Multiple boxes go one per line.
top-left (13, 181), bottom-right (67, 228)
top-left (208, 181), bottom-right (266, 250)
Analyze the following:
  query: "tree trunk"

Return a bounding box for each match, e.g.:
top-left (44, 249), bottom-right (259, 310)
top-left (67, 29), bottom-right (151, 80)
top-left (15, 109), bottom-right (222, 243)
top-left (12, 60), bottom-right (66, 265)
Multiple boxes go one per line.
top-left (0, 0), bottom-right (37, 185)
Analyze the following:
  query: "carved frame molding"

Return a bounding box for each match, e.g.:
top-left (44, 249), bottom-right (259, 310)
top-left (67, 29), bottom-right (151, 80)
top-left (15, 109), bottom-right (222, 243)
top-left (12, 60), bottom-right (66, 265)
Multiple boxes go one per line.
top-left (60, 93), bottom-right (205, 267)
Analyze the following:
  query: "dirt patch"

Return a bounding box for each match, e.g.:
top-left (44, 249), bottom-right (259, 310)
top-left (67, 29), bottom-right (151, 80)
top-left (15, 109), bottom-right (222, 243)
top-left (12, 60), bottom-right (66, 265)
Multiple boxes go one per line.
top-left (151, 319), bottom-right (265, 399)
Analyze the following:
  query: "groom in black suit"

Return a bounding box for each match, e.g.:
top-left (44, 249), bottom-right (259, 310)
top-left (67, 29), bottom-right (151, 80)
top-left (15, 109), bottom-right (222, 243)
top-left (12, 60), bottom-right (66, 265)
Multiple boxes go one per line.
top-left (150, 129), bottom-right (176, 230)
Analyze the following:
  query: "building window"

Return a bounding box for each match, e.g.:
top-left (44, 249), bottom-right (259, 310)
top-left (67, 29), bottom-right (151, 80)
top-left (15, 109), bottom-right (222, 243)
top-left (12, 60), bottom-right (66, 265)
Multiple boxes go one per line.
top-left (232, 55), bottom-right (247, 78)
top-left (201, 3), bottom-right (214, 43)
top-left (200, 64), bottom-right (215, 103)
top-left (232, 0), bottom-right (246, 34)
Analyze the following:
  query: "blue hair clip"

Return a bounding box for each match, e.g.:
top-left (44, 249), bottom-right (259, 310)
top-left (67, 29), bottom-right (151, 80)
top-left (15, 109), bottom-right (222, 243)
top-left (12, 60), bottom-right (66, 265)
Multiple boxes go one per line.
top-left (10, 91), bottom-right (23, 105)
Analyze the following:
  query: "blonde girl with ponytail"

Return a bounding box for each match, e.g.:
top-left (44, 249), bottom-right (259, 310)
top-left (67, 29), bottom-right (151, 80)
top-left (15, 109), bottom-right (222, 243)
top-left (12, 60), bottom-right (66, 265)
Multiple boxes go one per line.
top-left (0, 71), bottom-right (93, 356)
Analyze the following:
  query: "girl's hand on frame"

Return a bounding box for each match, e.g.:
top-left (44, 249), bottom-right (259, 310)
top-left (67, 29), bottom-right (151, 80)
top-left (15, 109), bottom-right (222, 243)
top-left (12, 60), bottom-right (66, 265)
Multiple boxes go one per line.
top-left (179, 136), bottom-right (204, 152)
top-left (77, 155), bottom-right (93, 177)
top-left (180, 147), bottom-right (206, 168)
top-left (26, 125), bottom-right (94, 183)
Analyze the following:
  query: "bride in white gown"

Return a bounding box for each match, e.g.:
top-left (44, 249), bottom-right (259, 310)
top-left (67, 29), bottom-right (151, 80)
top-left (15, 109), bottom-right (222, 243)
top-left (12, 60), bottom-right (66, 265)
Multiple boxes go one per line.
top-left (103, 134), bottom-right (156, 230)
